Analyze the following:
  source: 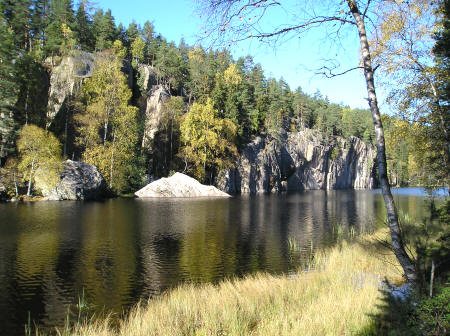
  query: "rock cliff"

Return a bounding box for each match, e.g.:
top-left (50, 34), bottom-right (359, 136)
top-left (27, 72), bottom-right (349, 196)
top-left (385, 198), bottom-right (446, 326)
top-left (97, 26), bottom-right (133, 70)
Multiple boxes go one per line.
top-left (217, 128), bottom-right (376, 193)
top-left (46, 51), bottom-right (95, 124)
top-left (138, 65), bottom-right (170, 148)
top-left (135, 172), bottom-right (230, 198)
top-left (46, 160), bottom-right (107, 200)
top-left (46, 52), bottom-right (133, 125)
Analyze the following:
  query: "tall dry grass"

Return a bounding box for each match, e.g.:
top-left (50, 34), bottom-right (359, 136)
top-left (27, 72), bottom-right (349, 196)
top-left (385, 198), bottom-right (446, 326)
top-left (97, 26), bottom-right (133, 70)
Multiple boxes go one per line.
top-left (61, 230), bottom-right (404, 336)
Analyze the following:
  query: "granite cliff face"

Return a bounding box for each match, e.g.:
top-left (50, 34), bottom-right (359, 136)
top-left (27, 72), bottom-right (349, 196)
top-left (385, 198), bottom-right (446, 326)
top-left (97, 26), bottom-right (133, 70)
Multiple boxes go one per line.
top-left (46, 58), bottom-right (169, 150)
top-left (217, 128), bottom-right (376, 193)
top-left (46, 51), bottom-right (95, 124)
top-left (46, 52), bottom-right (134, 125)
top-left (138, 65), bottom-right (170, 149)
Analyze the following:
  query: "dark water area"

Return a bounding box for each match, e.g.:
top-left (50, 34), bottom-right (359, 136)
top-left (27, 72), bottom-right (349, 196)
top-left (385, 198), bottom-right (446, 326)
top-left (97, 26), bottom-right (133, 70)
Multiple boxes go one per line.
top-left (0, 188), bottom-right (439, 335)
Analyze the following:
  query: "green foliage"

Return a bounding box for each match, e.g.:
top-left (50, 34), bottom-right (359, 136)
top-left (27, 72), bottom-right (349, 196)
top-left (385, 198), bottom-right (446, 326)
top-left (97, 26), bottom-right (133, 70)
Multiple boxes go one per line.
top-left (180, 99), bottom-right (237, 182)
top-left (136, 65), bottom-right (147, 98)
top-left (363, 200), bottom-right (450, 335)
top-left (17, 125), bottom-right (62, 195)
top-left (92, 9), bottom-right (116, 51)
top-left (412, 285), bottom-right (450, 335)
top-left (330, 145), bottom-right (340, 161)
top-left (342, 107), bottom-right (374, 142)
top-left (131, 36), bottom-right (145, 67)
top-left (76, 51), bottom-right (142, 193)
top-left (383, 116), bottom-right (414, 186)
top-left (154, 40), bottom-right (189, 93)
top-left (45, 0), bottom-right (76, 56)
top-left (126, 20), bottom-right (140, 46)
top-left (372, 0), bottom-right (450, 188)
top-left (397, 200), bottom-right (450, 289)
top-left (365, 283), bottom-right (450, 336)
top-left (0, 12), bottom-right (19, 164)
top-left (75, 1), bottom-right (94, 51)
top-left (187, 47), bottom-right (218, 102)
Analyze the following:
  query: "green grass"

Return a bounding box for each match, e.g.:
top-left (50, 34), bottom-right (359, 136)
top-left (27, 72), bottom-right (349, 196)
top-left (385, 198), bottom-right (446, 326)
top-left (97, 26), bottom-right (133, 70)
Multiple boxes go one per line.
top-left (41, 229), bottom-right (404, 336)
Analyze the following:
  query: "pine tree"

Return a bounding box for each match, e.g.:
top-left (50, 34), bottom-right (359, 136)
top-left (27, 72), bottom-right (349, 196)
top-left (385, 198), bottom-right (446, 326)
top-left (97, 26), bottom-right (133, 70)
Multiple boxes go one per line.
top-left (142, 21), bottom-right (157, 64)
top-left (125, 20), bottom-right (139, 47)
top-left (75, 0), bottom-right (93, 51)
top-left (92, 9), bottom-right (116, 51)
top-left (155, 41), bottom-right (188, 93)
top-left (0, 0), bottom-right (33, 50)
top-left (44, 0), bottom-right (75, 56)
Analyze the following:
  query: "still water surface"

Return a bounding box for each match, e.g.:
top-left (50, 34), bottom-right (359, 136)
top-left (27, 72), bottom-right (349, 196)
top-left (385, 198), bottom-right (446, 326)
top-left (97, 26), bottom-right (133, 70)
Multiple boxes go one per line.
top-left (0, 189), bottom-right (437, 334)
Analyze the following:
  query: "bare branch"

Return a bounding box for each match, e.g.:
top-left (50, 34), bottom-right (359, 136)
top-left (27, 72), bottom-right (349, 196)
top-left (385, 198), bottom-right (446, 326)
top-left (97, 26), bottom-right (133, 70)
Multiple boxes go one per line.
top-left (363, 0), bottom-right (372, 19)
top-left (196, 0), bottom-right (357, 48)
top-left (315, 65), bottom-right (364, 78)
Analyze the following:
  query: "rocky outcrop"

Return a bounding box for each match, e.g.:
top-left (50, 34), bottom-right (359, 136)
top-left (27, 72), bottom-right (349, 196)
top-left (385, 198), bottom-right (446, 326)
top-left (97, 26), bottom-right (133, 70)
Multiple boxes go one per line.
top-left (46, 160), bottom-right (107, 200)
top-left (142, 85), bottom-right (170, 147)
top-left (135, 172), bottom-right (230, 198)
top-left (46, 51), bottom-right (95, 124)
top-left (217, 128), bottom-right (376, 193)
top-left (138, 65), bottom-right (171, 148)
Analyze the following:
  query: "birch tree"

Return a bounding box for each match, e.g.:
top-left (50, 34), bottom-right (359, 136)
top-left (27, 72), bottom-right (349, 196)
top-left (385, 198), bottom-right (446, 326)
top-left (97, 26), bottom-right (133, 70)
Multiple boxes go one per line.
top-left (17, 125), bottom-right (62, 196)
top-left (76, 50), bottom-right (140, 193)
top-left (195, 0), bottom-right (417, 282)
top-left (180, 99), bottom-right (238, 182)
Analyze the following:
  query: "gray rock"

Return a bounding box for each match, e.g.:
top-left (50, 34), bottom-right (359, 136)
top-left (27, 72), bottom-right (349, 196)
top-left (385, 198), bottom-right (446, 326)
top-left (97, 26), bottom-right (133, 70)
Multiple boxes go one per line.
top-left (135, 173), bottom-right (231, 198)
top-left (46, 160), bottom-right (107, 200)
top-left (217, 127), bottom-right (376, 193)
top-left (46, 51), bottom-right (95, 125)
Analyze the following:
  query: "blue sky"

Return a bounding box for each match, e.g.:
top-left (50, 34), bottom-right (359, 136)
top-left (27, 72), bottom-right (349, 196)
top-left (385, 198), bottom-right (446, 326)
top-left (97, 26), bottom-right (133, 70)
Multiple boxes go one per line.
top-left (93, 0), bottom-right (372, 109)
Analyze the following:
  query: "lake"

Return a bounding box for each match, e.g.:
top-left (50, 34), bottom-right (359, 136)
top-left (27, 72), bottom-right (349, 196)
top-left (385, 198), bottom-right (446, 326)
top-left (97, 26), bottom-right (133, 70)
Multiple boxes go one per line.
top-left (0, 188), bottom-right (439, 335)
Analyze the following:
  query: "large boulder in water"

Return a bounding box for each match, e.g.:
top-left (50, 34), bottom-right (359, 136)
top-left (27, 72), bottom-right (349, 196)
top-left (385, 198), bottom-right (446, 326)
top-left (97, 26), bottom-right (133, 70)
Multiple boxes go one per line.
top-left (46, 160), bottom-right (107, 200)
top-left (135, 172), bottom-right (231, 198)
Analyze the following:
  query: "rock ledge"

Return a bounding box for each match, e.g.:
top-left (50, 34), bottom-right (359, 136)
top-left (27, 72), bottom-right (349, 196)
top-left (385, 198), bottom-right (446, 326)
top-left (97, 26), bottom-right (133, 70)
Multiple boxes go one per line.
top-left (135, 173), bottom-right (230, 198)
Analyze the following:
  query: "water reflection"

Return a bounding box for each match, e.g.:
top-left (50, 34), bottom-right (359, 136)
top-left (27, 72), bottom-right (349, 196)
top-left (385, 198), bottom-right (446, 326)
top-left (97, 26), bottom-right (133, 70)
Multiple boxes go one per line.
top-left (0, 190), bottom-right (434, 335)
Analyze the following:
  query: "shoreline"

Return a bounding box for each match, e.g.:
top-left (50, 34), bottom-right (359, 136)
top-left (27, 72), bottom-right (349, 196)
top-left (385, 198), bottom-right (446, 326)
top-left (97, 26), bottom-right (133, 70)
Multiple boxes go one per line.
top-left (38, 229), bottom-right (402, 336)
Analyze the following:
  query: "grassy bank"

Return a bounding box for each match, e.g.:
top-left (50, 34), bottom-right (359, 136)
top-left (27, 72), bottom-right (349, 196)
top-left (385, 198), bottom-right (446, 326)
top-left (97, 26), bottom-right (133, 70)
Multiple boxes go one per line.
top-left (52, 230), bottom-right (403, 336)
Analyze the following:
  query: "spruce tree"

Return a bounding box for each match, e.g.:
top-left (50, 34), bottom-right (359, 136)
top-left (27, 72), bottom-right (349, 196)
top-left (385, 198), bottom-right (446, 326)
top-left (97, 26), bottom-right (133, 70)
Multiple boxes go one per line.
top-left (1, 0), bottom-right (33, 50)
top-left (75, 0), bottom-right (93, 51)
top-left (92, 9), bottom-right (116, 51)
top-left (45, 0), bottom-right (75, 56)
